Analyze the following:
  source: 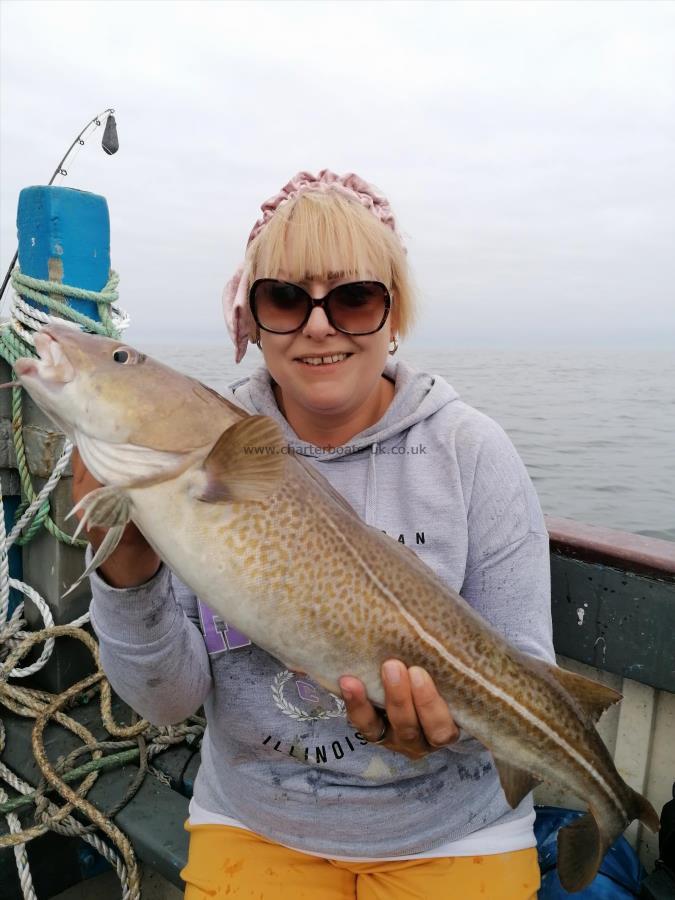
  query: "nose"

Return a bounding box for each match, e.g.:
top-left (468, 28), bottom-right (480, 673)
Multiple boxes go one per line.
top-left (302, 304), bottom-right (336, 340)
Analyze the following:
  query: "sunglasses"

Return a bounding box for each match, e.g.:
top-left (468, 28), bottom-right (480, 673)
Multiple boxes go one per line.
top-left (249, 279), bottom-right (391, 336)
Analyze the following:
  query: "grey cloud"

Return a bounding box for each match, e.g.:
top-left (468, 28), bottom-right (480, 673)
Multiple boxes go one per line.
top-left (1, 0), bottom-right (673, 347)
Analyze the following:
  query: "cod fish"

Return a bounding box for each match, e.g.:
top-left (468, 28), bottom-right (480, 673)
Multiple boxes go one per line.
top-left (14, 323), bottom-right (659, 893)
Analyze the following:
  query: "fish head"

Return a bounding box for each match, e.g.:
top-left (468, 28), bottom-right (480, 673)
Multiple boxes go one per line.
top-left (14, 323), bottom-right (242, 454)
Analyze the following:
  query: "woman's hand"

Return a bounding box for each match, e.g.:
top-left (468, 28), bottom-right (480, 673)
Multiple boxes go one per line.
top-left (71, 448), bottom-right (161, 588)
top-left (339, 660), bottom-right (459, 760)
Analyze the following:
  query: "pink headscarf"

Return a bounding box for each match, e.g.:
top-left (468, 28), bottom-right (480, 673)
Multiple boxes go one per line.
top-left (222, 169), bottom-right (403, 363)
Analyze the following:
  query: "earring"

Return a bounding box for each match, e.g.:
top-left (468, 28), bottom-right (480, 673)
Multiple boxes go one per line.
top-left (389, 336), bottom-right (399, 356)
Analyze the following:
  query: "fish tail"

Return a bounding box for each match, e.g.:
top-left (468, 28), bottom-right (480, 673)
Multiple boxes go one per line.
top-left (558, 785), bottom-right (660, 893)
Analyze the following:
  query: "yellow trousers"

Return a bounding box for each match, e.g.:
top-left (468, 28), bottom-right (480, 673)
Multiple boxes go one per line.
top-left (180, 823), bottom-right (541, 900)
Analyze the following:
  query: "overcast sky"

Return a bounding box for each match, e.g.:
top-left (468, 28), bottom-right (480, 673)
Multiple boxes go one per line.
top-left (1, 0), bottom-right (674, 349)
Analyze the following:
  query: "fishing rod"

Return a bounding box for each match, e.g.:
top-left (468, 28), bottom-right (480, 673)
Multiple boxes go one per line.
top-left (0, 107), bottom-right (119, 304)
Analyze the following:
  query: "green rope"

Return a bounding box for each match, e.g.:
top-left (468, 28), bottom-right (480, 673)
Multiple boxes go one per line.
top-left (9, 270), bottom-right (121, 339)
top-left (10, 384), bottom-right (79, 546)
top-left (12, 499), bottom-right (47, 546)
top-left (0, 268), bottom-right (122, 547)
top-left (0, 748), bottom-right (140, 815)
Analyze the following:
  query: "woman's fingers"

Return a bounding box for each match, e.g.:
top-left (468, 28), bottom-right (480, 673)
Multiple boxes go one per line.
top-left (338, 676), bottom-right (387, 742)
top-left (339, 663), bottom-right (459, 760)
top-left (381, 660), bottom-right (427, 750)
top-left (408, 666), bottom-right (459, 748)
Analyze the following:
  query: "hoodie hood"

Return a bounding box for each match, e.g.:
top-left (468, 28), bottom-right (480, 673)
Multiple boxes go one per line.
top-left (229, 358), bottom-right (460, 461)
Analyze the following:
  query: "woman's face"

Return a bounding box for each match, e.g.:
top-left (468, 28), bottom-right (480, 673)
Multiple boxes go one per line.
top-left (257, 270), bottom-right (395, 431)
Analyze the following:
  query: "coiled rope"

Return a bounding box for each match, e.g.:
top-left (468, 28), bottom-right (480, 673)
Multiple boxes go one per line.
top-left (0, 271), bottom-right (203, 899)
top-left (0, 268), bottom-right (128, 548)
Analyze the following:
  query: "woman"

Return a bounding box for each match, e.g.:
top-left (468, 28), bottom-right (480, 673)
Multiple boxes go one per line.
top-left (77, 170), bottom-right (553, 899)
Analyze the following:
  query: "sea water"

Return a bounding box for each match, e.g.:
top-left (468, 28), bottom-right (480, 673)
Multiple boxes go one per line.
top-left (145, 343), bottom-right (675, 543)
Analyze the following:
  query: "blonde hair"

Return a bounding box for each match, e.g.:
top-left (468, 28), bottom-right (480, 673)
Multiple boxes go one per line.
top-left (244, 190), bottom-right (417, 336)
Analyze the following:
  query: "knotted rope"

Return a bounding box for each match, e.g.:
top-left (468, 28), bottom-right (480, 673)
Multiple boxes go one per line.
top-left (0, 270), bottom-right (203, 898)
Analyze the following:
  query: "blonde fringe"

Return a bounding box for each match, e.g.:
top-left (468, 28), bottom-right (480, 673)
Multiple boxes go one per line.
top-left (245, 191), bottom-right (417, 336)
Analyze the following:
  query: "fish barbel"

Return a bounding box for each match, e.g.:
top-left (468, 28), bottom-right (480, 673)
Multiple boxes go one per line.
top-left (14, 323), bottom-right (659, 892)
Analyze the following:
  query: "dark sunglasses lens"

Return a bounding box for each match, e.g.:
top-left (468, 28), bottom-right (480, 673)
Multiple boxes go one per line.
top-left (253, 282), bottom-right (308, 332)
top-left (329, 283), bottom-right (388, 334)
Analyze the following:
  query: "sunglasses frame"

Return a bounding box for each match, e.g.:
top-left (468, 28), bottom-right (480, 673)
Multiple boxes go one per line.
top-left (249, 278), bottom-right (392, 336)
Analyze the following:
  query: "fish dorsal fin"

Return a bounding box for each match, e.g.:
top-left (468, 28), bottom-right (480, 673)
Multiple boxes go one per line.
top-left (197, 416), bottom-right (287, 503)
top-left (543, 663), bottom-right (623, 722)
top-left (493, 757), bottom-right (541, 809)
top-left (293, 455), bottom-right (360, 519)
top-left (196, 380), bottom-right (248, 419)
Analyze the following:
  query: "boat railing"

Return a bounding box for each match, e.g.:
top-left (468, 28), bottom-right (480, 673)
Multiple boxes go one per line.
top-left (542, 515), bottom-right (674, 872)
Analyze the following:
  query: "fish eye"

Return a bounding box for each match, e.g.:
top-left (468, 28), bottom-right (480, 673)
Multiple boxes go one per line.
top-left (113, 348), bottom-right (130, 364)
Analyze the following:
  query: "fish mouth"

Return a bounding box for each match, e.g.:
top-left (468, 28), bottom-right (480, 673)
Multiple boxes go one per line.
top-left (14, 328), bottom-right (76, 386)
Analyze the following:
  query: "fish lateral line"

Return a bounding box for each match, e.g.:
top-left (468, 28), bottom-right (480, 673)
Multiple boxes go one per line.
top-left (321, 516), bottom-right (628, 819)
top-left (278, 480), bottom-right (630, 824)
top-left (410, 622), bottom-right (628, 821)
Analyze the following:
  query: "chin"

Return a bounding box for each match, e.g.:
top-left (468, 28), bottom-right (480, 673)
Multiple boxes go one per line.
top-left (300, 386), bottom-right (352, 414)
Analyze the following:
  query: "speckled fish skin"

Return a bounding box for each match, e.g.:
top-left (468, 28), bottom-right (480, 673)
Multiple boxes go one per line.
top-left (14, 323), bottom-right (659, 894)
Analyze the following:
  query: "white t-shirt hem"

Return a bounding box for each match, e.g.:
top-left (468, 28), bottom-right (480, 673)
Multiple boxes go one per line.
top-left (187, 797), bottom-right (536, 861)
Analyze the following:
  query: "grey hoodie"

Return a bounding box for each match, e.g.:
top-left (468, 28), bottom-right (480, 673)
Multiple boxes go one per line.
top-left (89, 358), bottom-right (554, 858)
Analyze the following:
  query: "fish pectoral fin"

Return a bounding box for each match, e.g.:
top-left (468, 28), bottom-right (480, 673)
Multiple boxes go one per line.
top-left (493, 757), bottom-right (541, 808)
top-left (196, 416), bottom-right (287, 503)
top-left (556, 812), bottom-right (603, 893)
top-left (546, 663), bottom-right (623, 722)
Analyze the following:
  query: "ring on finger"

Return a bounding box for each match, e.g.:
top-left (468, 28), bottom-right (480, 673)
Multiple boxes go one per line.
top-left (367, 714), bottom-right (389, 745)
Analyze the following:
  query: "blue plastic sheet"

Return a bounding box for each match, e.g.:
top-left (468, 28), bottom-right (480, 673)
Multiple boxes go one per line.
top-left (534, 807), bottom-right (645, 898)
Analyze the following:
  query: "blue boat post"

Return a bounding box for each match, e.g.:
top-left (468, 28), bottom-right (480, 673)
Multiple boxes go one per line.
top-left (13, 186), bottom-right (112, 690)
top-left (17, 185), bottom-right (110, 322)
